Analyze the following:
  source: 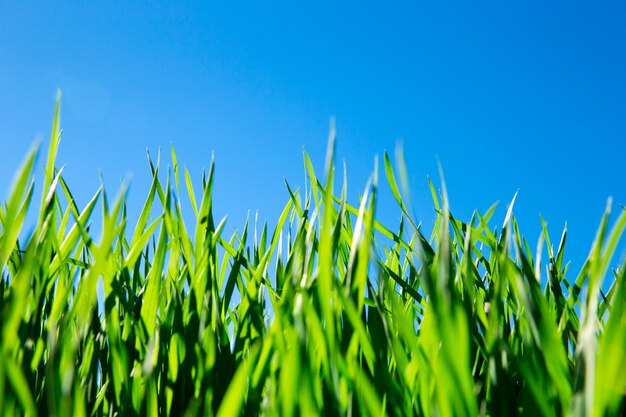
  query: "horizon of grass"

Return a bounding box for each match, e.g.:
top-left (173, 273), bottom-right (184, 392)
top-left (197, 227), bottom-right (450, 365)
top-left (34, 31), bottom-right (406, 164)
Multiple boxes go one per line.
top-left (1, 93), bottom-right (625, 416)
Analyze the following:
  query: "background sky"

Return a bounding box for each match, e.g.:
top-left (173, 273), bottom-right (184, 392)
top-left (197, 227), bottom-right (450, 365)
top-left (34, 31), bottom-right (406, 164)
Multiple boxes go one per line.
top-left (1, 1), bottom-right (625, 277)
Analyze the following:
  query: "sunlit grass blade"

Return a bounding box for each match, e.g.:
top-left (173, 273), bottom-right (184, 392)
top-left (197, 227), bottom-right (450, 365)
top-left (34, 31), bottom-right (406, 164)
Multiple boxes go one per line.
top-left (0, 144), bottom-right (38, 272)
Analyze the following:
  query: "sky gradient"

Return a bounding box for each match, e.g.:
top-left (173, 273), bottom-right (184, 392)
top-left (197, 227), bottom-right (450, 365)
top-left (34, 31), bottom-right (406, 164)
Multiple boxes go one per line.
top-left (1, 1), bottom-right (625, 275)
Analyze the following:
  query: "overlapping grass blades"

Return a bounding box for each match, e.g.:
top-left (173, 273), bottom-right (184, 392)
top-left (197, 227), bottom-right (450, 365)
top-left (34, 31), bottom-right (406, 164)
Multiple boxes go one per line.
top-left (0, 95), bottom-right (625, 416)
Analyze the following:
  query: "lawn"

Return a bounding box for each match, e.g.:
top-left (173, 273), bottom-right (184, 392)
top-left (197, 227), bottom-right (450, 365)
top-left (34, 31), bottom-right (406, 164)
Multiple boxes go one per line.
top-left (1, 94), bottom-right (625, 416)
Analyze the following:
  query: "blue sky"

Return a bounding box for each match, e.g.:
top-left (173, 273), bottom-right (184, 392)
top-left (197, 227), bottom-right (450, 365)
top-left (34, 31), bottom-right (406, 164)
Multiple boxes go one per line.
top-left (1, 1), bottom-right (625, 275)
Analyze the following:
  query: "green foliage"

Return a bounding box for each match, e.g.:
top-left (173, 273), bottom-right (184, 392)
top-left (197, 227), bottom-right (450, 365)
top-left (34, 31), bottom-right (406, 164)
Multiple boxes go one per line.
top-left (1, 95), bottom-right (625, 416)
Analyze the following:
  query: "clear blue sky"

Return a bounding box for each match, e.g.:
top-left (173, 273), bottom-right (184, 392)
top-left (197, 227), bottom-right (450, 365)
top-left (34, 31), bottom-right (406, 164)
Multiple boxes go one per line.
top-left (1, 1), bottom-right (625, 276)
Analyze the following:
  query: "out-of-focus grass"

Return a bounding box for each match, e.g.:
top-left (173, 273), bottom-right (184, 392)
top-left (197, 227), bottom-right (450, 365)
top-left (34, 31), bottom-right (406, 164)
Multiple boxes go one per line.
top-left (0, 94), bottom-right (625, 416)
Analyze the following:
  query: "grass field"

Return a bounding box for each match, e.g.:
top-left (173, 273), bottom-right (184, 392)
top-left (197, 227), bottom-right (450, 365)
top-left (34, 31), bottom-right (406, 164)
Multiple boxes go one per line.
top-left (1, 95), bottom-right (625, 416)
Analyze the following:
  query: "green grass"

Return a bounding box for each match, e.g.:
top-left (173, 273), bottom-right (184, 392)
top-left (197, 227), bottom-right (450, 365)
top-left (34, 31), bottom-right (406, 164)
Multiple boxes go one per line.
top-left (1, 93), bottom-right (625, 417)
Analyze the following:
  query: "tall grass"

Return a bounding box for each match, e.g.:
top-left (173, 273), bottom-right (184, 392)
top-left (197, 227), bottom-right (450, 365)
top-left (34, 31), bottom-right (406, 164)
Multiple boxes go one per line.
top-left (1, 94), bottom-right (625, 416)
